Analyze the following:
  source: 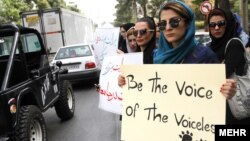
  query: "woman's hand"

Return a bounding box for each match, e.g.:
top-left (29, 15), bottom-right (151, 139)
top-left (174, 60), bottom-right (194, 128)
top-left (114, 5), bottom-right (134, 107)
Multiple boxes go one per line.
top-left (117, 49), bottom-right (124, 54)
top-left (220, 79), bottom-right (237, 99)
top-left (118, 74), bottom-right (126, 87)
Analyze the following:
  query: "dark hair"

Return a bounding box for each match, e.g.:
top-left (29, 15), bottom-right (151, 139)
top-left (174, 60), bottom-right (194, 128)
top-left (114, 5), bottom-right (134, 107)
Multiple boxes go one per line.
top-left (208, 8), bottom-right (227, 23)
top-left (208, 8), bottom-right (238, 62)
top-left (120, 23), bottom-right (135, 31)
top-left (136, 16), bottom-right (156, 64)
top-left (208, 8), bottom-right (237, 40)
top-left (159, 2), bottom-right (191, 22)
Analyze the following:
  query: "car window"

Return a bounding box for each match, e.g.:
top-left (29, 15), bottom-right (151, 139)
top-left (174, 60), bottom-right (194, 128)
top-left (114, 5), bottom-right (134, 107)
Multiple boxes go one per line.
top-left (0, 33), bottom-right (41, 57)
top-left (195, 32), bottom-right (211, 46)
top-left (55, 45), bottom-right (92, 59)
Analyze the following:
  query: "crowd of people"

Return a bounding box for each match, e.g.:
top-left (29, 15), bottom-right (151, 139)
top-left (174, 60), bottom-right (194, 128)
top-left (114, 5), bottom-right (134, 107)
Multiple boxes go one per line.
top-left (116, 0), bottom-right (250, 125)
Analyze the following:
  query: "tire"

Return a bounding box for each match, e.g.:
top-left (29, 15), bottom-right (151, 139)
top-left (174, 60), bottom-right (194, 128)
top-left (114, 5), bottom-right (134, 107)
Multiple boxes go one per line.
top-left (54, 80), bottom-right (75, 120)
top-left (13, 105), bottom-right (46, 141)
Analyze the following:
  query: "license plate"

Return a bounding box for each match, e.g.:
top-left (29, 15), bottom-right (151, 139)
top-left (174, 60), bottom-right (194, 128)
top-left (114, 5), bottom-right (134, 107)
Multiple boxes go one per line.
top-left (63, 65), bottom-right (79, 70)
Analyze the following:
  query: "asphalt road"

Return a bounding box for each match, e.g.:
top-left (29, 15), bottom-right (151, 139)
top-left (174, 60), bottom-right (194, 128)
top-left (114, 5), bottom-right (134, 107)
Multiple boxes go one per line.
top-left (44, 82), bottom-right (121, 141)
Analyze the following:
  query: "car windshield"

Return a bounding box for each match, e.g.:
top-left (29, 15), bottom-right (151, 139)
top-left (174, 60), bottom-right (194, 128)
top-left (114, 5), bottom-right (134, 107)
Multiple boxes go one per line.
top-left (55, 45), bottom-right (92, 60)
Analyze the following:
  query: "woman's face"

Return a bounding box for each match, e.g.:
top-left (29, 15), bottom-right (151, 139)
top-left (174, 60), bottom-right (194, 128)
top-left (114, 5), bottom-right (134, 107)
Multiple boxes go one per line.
top-left (209, 15), bottom-right (226, 39)
top-left (134, 22), bottom-right (154, 48)
top-left (127, 34), bottom-right (137, 51)
top-left (159, 9), bottom-right (187, 47)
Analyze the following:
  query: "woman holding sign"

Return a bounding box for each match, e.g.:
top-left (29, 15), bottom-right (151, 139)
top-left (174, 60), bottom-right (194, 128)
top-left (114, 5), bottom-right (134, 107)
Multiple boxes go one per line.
top-left (207, 8), bottom-right (249, 125)
top-left (119, 0), bottom-right (237, 111)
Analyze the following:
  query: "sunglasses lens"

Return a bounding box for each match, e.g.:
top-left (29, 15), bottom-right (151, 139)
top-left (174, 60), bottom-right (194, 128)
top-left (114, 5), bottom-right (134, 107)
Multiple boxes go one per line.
top-left (132, 30), bottom-right (138, 36)
top-left (158, 18), bottom-right (181, 30)
top-left (133, 29), bottom-right (148, 36)
top-left (169, 18), bottom-right (180, 28)
top-left (139, 29), bottom-right (147, 36)
top-left (218, 21), bottom-right (226, 26)
top-left (209, 21), bottom-right (226, 28)
top-left (209, 23), bottom-right (216, 28)
top-left (158, 21), bottom-right (166, 31)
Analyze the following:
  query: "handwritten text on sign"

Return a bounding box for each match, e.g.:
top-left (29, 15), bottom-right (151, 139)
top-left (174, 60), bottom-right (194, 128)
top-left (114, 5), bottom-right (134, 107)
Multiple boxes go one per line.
top-left (98, 53), bottom-right (143, 114)
top-left (93, 28), bottom-right (119, 69)
top-left (121, 64), bottom-right (226, 141)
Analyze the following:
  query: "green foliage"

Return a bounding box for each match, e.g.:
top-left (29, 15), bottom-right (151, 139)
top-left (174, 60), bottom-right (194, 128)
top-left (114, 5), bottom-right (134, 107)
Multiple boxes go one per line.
top-left (67, 4), bottom-right (80, 13)
top-left (191, 0), bottom-right (204, 20)
top-left (114, 0), bottom-right (133, 26)
top-left (0, 0), bottom-right (30, 24)
top-left (0, 0), bottom-right (81, 25)
top-left (47, 0), bottom-right (66, 8)
top-left (114, 0), bottom-right (165, 27)
top-left (195, 20), bottom-right (205, 30)
top-left (148, 0), bottom-right (165, 18)
top-left (36, 0), bottom-right (50, 9)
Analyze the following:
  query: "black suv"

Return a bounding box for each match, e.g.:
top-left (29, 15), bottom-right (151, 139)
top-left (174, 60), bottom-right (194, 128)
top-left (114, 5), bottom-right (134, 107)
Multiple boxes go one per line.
top-left (0, 24), bottom-right (75, 140)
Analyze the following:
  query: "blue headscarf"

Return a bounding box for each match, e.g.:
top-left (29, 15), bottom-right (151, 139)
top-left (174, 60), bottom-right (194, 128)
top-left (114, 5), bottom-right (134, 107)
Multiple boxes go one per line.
top-left (153, 0), bottom-right (197, 64)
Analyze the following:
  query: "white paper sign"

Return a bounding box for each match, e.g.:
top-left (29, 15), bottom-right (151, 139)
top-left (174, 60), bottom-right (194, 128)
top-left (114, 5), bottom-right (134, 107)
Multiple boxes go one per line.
top-left (98, 53), bottom-right (143, 114)
top-left (93, 28), bottom-right (119, 69)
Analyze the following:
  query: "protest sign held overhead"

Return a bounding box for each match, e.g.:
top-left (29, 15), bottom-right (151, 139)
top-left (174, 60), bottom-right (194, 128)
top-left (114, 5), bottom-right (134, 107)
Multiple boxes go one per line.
top-left (93, 28), bottom-right (119, 69)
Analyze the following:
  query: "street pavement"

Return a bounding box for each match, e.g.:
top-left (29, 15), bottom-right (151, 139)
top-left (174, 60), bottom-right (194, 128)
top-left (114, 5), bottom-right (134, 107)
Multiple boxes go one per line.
top-left (44, 82), bottom-right (121, 141)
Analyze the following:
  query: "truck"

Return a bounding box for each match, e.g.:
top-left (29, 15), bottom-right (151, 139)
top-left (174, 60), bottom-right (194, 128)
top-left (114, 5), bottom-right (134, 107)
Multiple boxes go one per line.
top-left (0, 23), bottom-right (75, 140)
top-left (20, 8), bottom-right (95, 54)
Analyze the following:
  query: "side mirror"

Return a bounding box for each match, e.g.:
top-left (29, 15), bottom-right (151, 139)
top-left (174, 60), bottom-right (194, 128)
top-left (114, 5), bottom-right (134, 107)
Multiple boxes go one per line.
top-left (56, 61), bottom-right (62, 68)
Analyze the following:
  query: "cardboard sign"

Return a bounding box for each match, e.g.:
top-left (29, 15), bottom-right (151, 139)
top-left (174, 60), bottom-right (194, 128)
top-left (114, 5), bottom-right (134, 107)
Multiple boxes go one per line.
top-left (98, 53), bottom-right (143, 114)
top-left (93, 28), bottom-right (120, 69)
top-left (121, 64), bottom-right (226, 141)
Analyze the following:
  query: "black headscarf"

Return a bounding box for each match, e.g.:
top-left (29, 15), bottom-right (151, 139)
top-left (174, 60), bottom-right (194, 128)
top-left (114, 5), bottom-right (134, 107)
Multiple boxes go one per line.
top-left (208, 8), bottom-right (238, 61)
top-left (118, 23), bottom-right (135, 53)
top-left (136, 16), bottom-right (156, 64)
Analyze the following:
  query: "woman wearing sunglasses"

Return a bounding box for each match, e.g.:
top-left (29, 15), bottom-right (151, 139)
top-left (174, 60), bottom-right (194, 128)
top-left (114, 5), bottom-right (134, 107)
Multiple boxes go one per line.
top-left (132, 16), bottom-right (156, 64)
top-left (154, 1), bottom-right (218, 64)
top-left (117, 17), bottom-right (155, 59)
top-left (208, 8), bottom-right (248, 125)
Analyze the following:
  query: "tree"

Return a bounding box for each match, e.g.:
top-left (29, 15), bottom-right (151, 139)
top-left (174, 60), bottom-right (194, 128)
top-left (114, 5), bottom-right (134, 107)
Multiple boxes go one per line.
top-left (0, 0), bottom-right (30, 24)
top-left (67, 3), bottom-right (80, 13)
top-left (36, 0), bottom-right (50, 9)
top-left (147, 0), bottom-right (165, 18)
top-left (114, 0), bottom-right (166, 26)
top-left (47, 0), bottom-right (66, 8)
top-left (0, 0), bottom-right (81, 25)
top-left (137, 0), bottom-right (148, 17)
top-left (191, 0), bottom-right (206, 21)
top-left (114, 0), bottom-right (133, 26)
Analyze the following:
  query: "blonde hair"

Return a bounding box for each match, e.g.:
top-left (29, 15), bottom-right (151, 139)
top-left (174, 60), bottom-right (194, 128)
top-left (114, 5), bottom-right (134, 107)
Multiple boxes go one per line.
top-left (126, 27), bottom-right (135, 38)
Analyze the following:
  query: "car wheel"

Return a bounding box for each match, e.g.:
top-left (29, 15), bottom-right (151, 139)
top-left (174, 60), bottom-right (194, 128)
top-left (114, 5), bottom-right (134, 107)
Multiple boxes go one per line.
top-left (13, 105), bottom-right (46, 141)
top-left (54, 80), bottom-right (75, 120)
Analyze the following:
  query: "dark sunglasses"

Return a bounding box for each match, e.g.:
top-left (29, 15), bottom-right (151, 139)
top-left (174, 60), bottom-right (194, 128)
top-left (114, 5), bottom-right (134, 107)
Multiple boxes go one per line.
top-left (209, 20), bottom-right (226, 28)
top-left (132, 28), bottom-right (154, 36)
top-left (158, 17), bottom-right (182, 31)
